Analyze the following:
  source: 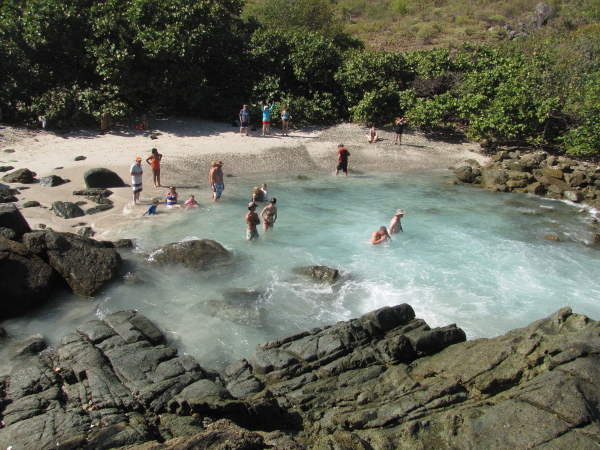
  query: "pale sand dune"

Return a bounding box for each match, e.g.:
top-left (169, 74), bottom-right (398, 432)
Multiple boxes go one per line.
top-left (0, 117), bottom-right (489, 234)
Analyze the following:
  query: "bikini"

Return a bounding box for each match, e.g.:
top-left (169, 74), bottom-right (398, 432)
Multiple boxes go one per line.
top-left (166, 194), bottom-right (177, 205)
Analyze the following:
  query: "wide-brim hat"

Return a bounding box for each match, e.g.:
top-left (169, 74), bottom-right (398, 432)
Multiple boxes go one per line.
top-left (396, 209), bottom-right (405, 215)
top-left (211, 160), bottom-right (223, 166)
top-left (248, 202), bottom-right (257, 208)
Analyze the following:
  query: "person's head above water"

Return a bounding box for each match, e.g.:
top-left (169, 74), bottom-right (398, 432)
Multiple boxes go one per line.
top-left (270, 198), bottom-right (276, 204)
top-left (248, 202), bottom-right (257, 210)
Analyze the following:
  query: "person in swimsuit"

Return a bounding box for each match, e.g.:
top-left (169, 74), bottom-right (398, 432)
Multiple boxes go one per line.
top-left (246, 202), bottom-right (261, 240)
top-left (371, 226), bottom-right (390, 245)
top-left (394, 117), bottom-right (407, 145)
top-left (251, 186), bottom-right (262, 203)
top-left (281, 107), bottom-right (292, 136)
top-left (389, 209), bottom-right (404, 234)
top-left (142, 198), bottom-right (159, 216)
top-left (239, 104), bottom-right (250, 136)
top-left (209, 160), bottom-right (225, 201)
top-left (259, 183), bottom-right (268, 200)
top-left (130, 157), bottom-right (143, 205)
top-left (184, 195), bottom-right (198, 210)
top-left (261, 198), bottom-right (277, 231)
top-left (367, 126), bottom-right (379, 143)
top-left (261, 101), bottom-right (275, 136)
top-left (146, 148), bottom-right (163, 187)
top-left (165, 186), bottom-right (179, 208)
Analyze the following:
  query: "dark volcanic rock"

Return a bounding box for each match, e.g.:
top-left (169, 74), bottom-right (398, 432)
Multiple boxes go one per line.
top-left (86, 203), bottom-right (114, 215)
top-left (22, 200), bottom-right (41, 208)
top-left (0, 236), bottom-right (56, 319)
top-left (454, 165), bottom-right (479, 183)
top-left (52, 201), bottom-right (85, 219)
top-left (83, 168), bottom-right (125, 189)
top-left (39, 175), bottom-right (66, 187)
top-left (0, 227), bottom-right (17, 240)
top-left (2, 168), bottom-right (35, 184)
top-left (0, 165), bottom-right (15, 172)
top-left (148, 239), bottom-right (233, 269)
top-left (0, 203), bottom-right (32, 237)
top-left (22, 230), bottom-right (122, 296)
top-left (73, 188), bottom-right (113, 197)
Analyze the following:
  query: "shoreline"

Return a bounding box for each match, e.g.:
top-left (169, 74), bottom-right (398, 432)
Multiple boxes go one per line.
top-left (0, 118), bottom-right (489, 235)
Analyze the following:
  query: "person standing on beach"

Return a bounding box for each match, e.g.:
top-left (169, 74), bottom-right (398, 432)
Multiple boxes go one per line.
top-left (246, 202), bottom-right (261, 240)
top-left (146, 148), bottom-right (162, 187)
top-left (130, 157), bottom-right (143, 204)
top-left (281, 106), bottom-right (292, 136)
top-left (389, 209), bottom-right (404, 234)
top-left (335, 144), bottom-right (350, 176)
top-left (260, 101), bottom-right (275, 136)
top-left (239, 104), bottom-right (250, 136)
top-left (261, 198), bottom-right (277, 231)
top-left (371, 226), bottom-right (390, 245)
top-left (209, 160), bottom-right (225, 201)
top-left (394, 117), bottom-right (407, 145)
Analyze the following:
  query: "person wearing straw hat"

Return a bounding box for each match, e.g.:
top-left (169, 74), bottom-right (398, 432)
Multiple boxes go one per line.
top-left (130, 157), bottom-right (144, 204)
top-left (389, 209), bottom-right (405, 234)
top-left (209, 160), bottom-right (225, 201)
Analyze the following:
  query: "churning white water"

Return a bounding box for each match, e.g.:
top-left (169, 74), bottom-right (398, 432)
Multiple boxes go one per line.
top-left (3, 170), bottom-right (600, 373)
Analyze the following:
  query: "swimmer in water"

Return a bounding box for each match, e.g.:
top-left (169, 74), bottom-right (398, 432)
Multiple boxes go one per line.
top-left (261, 198), bottom-right (278, 231)
top-left (371, 226), bottom-right (390, 245)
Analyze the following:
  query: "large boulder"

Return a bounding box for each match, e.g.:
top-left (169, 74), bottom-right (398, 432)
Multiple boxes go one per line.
top-left (482, 168), bottom-right (508, 191)
top-left (147, 239), bottom-right (233, 269)
top-left (0, 203), bottom-right (32, 237)
top-left (454, 166), bottom-right (479, 183)
top-left (2, 168), bottom-right (35, 184)
top-left (83, 168), bottom-right (126, 189)
top-left (22, 230), bottom-right (122, 297)
top-left (0, 236), bottom-right (56, 319)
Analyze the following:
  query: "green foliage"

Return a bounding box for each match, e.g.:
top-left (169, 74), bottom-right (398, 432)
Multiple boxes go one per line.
top-left (351, 89), bottom-right (404, 125)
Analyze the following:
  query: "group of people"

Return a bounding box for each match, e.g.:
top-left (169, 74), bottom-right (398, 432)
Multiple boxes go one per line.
top-left (238, 102), bottom-right (293, 137)
top-left (371, 209), bottom-right (405, 245)
top-left (365, 117), bottom-right (407, 144)
top-left (132, 134), bottom-right (407, 242)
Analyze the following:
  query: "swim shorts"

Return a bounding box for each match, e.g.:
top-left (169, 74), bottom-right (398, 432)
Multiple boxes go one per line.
top-left (247, 229), bottom-right (259, 240)
top-left (241, 121), bottom-right (249, 127)
top-left (336, 162), bottom-right (348, 173)
top-left (132, 182), bottom-right (143, 193)
top-left (262, 121), bottom-right (271, 125)
top-left (213, 183), bottom-right (224, 198)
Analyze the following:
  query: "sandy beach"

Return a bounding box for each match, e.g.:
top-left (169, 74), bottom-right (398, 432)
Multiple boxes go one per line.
top-left (0, 117), bottom-right (489, 235)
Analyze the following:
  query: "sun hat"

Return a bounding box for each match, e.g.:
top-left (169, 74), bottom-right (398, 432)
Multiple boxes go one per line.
top-left (248, 202), bottom-right (257, 208)
top-left (396, 209), bottom-right (405, 215)
top-left (211, 160), bottom-right (223, 166)
top-left (135, 157), bottom-right (142, 161)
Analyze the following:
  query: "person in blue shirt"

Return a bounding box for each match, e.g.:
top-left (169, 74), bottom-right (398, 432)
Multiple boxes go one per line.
top-left (281, 106), bottom-right (292, 136)
top-left (142, 198), bottom-right (160, 216)
top-left (239, 104), bottom-right (250, 136)
top-left (260, 101), bottom-right (275, 136)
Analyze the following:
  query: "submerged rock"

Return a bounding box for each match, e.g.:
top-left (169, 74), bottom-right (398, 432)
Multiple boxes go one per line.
top-left (296, 265), bottom-right (340, 283)
top-left (148, 239), bottom-right (233, 269)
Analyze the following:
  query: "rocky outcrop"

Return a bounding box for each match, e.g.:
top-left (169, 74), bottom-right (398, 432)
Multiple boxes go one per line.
top-left (22, 230), bottom-right (122, 296)
top-left (84, 168), bottom-right (126, 189)
top-left (0, 203), bottom-right (32, 237)
top-left (2, 168), bottom-right (35, 184)
top-left (147, 239), bottom-right (233, 269)
top-left (297, 265), bottom-right (340, 283)
top-left (2, 306), bottom-right (600, 450)
top-left (0, 236), bottom-right (56, 319)
top-left (454, 150), bottom-right (600, 209)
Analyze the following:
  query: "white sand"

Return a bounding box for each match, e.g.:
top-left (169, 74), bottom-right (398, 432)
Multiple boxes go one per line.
top-left (0, 117), bottom-right (489, 235)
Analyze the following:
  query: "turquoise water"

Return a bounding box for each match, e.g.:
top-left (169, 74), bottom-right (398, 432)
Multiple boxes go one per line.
top-left (3, 170), bottom-right (600, 373)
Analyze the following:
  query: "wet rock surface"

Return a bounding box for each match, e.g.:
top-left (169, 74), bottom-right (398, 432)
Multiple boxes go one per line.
top-left (147, 239), bottom-right (233, 269)
top-left (1, 306), bottom-right (600, 450)
top-left (22, 230), bottom-right (122, 297)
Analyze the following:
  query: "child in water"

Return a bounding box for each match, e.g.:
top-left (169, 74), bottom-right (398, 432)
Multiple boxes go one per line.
top-left (184, 195), bottom-right (199, 210)
top-left (259, 183), bottom-right (268, 200)
top-left (142, 198), bottom-right (160, 216)
top-left (251, 186), bottom-right (263, 203)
